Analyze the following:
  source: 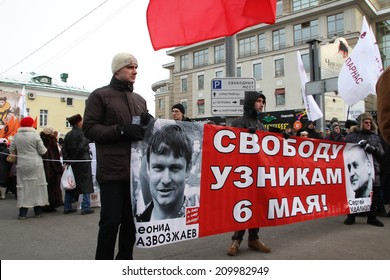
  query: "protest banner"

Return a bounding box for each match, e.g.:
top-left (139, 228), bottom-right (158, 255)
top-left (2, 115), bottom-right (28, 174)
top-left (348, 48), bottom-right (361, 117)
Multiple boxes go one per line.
top-left (132, 120), bottom-right (373, 247)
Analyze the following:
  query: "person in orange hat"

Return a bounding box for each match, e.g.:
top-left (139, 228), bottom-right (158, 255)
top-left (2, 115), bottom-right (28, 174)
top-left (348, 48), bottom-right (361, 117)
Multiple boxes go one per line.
top-left (9, 117), bottom-right (48, 219)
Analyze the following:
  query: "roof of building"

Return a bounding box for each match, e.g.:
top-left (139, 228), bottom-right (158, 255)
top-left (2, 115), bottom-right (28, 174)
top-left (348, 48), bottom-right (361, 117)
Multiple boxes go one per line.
top-left (0, 72), bottom-right (91, 94)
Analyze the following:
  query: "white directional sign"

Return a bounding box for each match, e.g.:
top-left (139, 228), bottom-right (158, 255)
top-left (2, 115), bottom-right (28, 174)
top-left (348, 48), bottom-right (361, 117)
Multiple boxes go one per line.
top-left (211, 77), bottom-right (256, 115)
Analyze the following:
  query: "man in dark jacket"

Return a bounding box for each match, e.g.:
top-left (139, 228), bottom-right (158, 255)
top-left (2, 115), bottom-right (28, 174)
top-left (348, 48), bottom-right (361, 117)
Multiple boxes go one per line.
top-left (83, 52), bottom-right (152, 260)
top-left (62, 114), bottom-right (94, 215)
top-left (0, 138), bottom-right (10, 199)
top-left (344, 112), bottom-right (385, 227)
top-left (227, 91), bottom-right (271, 256)
top-left (305, 120), bottom-right (321, 139)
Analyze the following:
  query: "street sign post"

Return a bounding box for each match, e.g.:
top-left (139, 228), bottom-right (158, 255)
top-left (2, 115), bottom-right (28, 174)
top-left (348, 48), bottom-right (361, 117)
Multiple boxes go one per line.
top-left (211, 77), bottom-right (256, 116)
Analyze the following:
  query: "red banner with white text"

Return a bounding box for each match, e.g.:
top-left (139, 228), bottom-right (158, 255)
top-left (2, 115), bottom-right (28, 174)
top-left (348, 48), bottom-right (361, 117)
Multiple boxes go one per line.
top-left (198, 125), bottom-right (354, 237)
top-left (133, 121), bottom-right (373, 247)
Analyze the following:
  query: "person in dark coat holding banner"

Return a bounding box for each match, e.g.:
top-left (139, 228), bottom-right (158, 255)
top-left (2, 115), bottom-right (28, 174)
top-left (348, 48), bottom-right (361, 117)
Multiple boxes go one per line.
top-left (83, 52), bottom-right (152, 260)
top-left (344, 112), bottom-right (384, 227)
top-left (62, 114), bottom-right (94, 216)
top-left (227, 90), bottom-right (271, 256)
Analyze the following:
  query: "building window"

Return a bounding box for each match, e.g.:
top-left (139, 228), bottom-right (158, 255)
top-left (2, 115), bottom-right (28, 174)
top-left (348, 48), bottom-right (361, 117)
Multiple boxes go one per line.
top-left (274, 58), bottom-right (285, 77)
top-left (181, 101), bottom-right (188, 116)
top-left (301, 53), bottom-right (310, 74)
top-left (273, 28), bottom-right (286, 50)
top-left (292, 0), bottom-right (318, 12)
top-left (253, 63), bottom-right (262, 80)
top-left (197, 99), bottom-right (205, 115)
top-left (236, 66), bottom-right (242, 77)
top-left (39, 109), bottom-right (48, 127)
top-left (327, 13), bottom-right (344, 39)
top-left (181, 77), bottom-right (188, 92)
top-left (156, 85), bottom-right (168, 94)
top-left (215, 70), bottom-right (223, 78)
top-left (275, 88), bottom-right (285, 106)
top-left (214, 44), bottom-right (225, 64)
top-left (158, 99), bottom-right (164, 110)
top-left (377, 20), bottom-right (390, 68)
top-left (276, 0), bottom-right (283, 17)
top-left (238, 35), bottom-right (256, 57)
top-left (294, 20), bottom-right (318, 46)
top-left (197, 74), bottom-right (204, 90)
top-left (180, 54), bottom-right (189, 71)
top-left (258, 33), bottom-right (266, 53)
top-left (66, 97), bottom-right (73, 106)
top-left (194, 49), bottom-right (208, 68)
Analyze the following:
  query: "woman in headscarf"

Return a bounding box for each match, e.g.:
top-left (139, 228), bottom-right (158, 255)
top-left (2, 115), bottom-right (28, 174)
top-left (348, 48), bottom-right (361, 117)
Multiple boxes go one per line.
top-left (40, 126), bottom-right (63, 212)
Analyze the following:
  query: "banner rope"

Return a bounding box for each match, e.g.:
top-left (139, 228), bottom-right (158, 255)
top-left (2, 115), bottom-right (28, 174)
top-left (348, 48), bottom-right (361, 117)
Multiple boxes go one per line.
top-left (0, 151), bottom-right (95, 163)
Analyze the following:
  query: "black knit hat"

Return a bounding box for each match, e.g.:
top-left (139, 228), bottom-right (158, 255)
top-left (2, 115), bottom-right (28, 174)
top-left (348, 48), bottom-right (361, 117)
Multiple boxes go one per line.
top-left (172, 103), bottom-right (185, 115)
top-left (345, 119), bottom-right (357, 129)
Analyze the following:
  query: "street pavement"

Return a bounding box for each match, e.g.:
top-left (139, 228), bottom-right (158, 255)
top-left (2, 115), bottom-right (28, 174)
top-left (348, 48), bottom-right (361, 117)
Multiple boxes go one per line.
top-left (1, 192), bottom-right (390, 260)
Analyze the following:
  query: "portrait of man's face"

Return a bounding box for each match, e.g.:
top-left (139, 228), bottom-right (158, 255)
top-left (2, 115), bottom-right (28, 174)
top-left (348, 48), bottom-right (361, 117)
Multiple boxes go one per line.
top-left (148, 150), bottom-right (188, 209)
top-left (346, 147), bottom-right (371, 193)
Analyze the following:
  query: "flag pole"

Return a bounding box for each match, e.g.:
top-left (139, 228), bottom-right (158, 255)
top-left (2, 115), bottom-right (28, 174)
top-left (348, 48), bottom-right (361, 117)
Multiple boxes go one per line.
top-left (307, 39), bottom-right (325, 135)
top-left (225, 36), bottom-right (236, 78)
top-left (225, 35), bottom-right (236, 125)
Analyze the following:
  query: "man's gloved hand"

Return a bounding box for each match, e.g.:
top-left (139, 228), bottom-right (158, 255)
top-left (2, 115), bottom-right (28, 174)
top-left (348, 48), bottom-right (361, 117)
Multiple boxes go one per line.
top-left (140, 112), bottom-right (154, 126)
top-left (364, 144), bottom-right (376, 154)
top-left (358, 140), bottom-right (376, 154)
top-left (248, 127), bottom-right (256, 134)
top-left (117, 124), bottom-right (145, 141)
top-left (358, 140), bottom-right (368, 149)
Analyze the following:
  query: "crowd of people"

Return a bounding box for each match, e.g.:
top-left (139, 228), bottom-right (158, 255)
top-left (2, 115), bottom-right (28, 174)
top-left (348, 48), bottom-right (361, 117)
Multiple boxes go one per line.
top-left (1, 53), bottom-right (389, 260)
top-left (0, 114), bottom-right (96, 220)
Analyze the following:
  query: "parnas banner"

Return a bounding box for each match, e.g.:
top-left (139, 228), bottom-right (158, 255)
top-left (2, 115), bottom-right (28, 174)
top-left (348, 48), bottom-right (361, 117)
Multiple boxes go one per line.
top-left (132, 120), bottom-right (374, 247)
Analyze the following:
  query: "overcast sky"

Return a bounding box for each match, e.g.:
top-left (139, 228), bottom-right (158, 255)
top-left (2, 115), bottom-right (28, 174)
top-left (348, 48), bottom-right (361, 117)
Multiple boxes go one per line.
top-left (0, 0), bottom-right (172, 114)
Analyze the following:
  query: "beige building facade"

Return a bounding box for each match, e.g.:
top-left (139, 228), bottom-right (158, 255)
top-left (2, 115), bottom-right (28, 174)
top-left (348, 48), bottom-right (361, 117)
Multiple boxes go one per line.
top-left (0, 72), bottom-right (90, 138)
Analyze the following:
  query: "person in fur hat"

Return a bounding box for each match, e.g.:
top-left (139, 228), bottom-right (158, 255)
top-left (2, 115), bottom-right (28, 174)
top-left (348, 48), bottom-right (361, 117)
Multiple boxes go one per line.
top-left (40, 126), bottom-right (63, 211)
top-left (344, 112), bottom-right (385, 227)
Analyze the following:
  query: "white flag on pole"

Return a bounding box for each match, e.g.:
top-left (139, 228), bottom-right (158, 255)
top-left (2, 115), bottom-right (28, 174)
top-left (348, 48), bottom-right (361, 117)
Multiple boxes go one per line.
top-left (338, 16), bottom-right (383, 105)
top-left (296, 51), bottom-right (323, 121)
top-left (369, 25), bottom-right (384, 77)
top-left (18, 86), bottom-right (28, 117)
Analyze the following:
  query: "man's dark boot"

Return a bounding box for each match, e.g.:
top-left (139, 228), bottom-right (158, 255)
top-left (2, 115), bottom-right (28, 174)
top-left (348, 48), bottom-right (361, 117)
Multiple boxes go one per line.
top-left (344, 214), bottom-right (355, 225)
top-left (367, 215), bottom-right (384, 227)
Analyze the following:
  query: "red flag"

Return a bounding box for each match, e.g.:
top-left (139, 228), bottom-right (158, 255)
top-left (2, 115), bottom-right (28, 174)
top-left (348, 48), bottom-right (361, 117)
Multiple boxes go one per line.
top-left (147, 0), bottom-right (276, 50)
top-left (0, 116), bottom-right (20, 139)
top-left (33, 116), bottom-right (38, 129)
